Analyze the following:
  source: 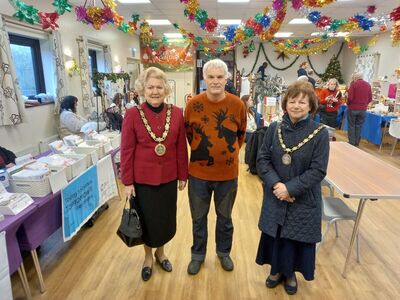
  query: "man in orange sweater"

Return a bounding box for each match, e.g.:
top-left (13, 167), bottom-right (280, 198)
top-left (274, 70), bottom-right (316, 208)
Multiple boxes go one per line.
top-left (184, 59), bottom-right (247, 275)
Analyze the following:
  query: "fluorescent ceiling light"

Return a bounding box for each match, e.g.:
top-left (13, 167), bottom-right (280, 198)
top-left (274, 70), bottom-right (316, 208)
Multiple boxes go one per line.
top-left (274, 32), bottom-right (293, 38)
top-left (329, 32), bottom-right (349, 37)
top-left (311, 32), bottom-right (323, 36)
top-left (218, 19), bottom-right (242, 25)
top-left (218, 0), bottom-right (250, 2)
top-left (163, 33), bottom-right (183, 39)
top-left (118, 0), bottom-right (151, 4)
top-left (146, 19), bottom-right (171, 25)
top-left (289, 18), bottom-right (312, 25)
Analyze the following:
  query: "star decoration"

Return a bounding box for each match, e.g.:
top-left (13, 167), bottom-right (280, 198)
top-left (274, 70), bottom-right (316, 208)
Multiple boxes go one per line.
top-left (52, 0), bottom-right (72, 15)
top-left (39, 12), bottom-right (59, 30)
top-left (13, 2), bottom-right (40, 24)
top-left (275, 50), bottom-right (289, 62)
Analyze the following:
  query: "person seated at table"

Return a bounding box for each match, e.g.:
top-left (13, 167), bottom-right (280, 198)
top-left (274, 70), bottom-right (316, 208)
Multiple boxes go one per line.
top-left (59, 95), bottom-right (105, 138)
top-left (0, 146), bottom-right (16, 169)
top-left (318, 78), bottom-right (342, 128)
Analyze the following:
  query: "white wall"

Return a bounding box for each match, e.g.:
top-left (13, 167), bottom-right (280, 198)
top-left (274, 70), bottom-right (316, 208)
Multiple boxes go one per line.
top-left (236, 41), bottom-right (345, 86)
top-left (342, 32), bottom-right (400, 84)
top-left (165, 71), bottom-right (194, 108)
top-left (0, 0), bottom-right (140, 153)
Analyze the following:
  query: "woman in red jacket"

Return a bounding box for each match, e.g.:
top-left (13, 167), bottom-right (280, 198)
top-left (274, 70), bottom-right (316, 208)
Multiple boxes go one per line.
top-left (120, 67), bottom-right (188, 281)
top-left (318, 78), bottom-right (342, 128)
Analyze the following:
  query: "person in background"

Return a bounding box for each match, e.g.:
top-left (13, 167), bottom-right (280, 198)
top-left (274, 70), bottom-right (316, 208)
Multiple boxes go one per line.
top-left (347, 73), bottom-right (372, 146)
top-left (318, 78), bottom-right (342, 128)
top-left (111, 92), bottom-right (124, 113)
top-left (241, 94), bottom-right (263, 142)
top-left (297, 62), bottom-right (308, 77)
top-left (59, 95), bottom-right (105, 138)
top-left (0, 146), bottom-right (16, 169)
top-left (225, 75), bottom-right (237, 96)
top-left (120, 67), bottom-right (188, 282)
top-left (257, 62), bottom-right (268, 81)
top-left (256, 81), bottom-right (329, 295)
top-left (307, 69), bottom-right (316, 89)
top-left (185, 58), bottom-right (247, 275)
top-left (126, 89), bottom-right (140, 109)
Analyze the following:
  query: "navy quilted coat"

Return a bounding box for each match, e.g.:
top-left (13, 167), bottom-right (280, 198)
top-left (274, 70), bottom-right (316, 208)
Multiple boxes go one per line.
top-left (256, 114), bottom-right (330, 243)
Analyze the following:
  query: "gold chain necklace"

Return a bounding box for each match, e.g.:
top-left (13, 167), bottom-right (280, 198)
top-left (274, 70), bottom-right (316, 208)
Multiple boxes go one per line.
top-left (278, 123), bottom-right (324, 165)
top-left (137, 104), bottom-right (172, 156)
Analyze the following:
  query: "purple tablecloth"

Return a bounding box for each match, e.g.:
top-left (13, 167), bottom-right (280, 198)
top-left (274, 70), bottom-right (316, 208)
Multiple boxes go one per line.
top-left (0, 204), bottom-right (37, 274)
top-left (17, 192), bottom-right (62, 251)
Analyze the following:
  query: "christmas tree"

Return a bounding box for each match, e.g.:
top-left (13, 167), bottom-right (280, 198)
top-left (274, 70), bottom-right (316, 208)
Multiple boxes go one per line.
top-left (322, 55), bottom-right (344, 84)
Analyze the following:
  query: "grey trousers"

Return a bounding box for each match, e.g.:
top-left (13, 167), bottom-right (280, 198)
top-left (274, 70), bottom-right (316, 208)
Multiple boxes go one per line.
top-left (347, 109), bottom-right (366, 146)
top-left (188, 176), bottom-right (238, 261)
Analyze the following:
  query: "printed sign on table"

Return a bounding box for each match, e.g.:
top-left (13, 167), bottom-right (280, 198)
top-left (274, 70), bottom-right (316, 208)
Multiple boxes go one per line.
top-left (96, 155), bottom-right (119, 205)
top-left (62, 165), bottom-right (99, 241)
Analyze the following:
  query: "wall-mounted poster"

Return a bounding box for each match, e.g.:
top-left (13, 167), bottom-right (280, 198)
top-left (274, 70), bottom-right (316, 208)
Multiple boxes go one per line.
top-left (140, 40), bottom-right (194, 72)
top-left (166, 80), bottom-right (176, 105)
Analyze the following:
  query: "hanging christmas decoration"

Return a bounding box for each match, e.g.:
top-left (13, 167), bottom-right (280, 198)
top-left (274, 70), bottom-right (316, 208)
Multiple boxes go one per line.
top-left (243, 45), bottom-right (249, 58)
top-left (38, 12), bottom-right (59, 30)
top-left (345, 34), bottom-right (379, 54)
top-left (391, 21), bottom-right (400, 46)
top-left (272, 38), bottom-right (338, 55)
top-left (140, 21), bottom-right (153, 46)
top-left (275, 50), bottom-right (289, 62)
top-left (367, 5), bottom-right (376, 15)
top-left (301, 0), bottom-right (336, 8)
top-left (52, 0), bottom-right (72, 15)
top-left (12, 1), bottom-right (40, 24)
top-left (74, 0), bottom-right (121, 30)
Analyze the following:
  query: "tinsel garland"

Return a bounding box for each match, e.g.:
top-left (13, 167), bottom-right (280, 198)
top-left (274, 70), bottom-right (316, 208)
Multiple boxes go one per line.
top-left (272, 38), bottom-right (338, 55)
top-left (306, 42), bottom-right (344, 77)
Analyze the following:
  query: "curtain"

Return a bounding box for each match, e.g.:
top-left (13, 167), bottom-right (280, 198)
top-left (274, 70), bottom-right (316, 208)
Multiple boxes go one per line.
top-left (103, 45), bottom-right (112, 73)
top-left (51, 30), bottom-right (68, 114)
top-left (77, 36), bottom-right (93, 110)
top-left (354, 53), bottom-right (380, 83)
top-left (0, 17), bottom-right (26, 126)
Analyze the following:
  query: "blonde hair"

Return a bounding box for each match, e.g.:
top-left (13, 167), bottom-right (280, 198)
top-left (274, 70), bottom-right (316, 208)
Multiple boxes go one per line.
top-left (327, 78), bottom-right (339, 89)
top-left (134, 67), bottom-right (172, 97)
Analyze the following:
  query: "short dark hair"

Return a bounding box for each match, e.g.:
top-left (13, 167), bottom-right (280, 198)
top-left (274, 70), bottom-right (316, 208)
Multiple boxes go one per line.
top-left (282, 81), bottom-right (318, 114)
top-left (60, 95), bottom-right (78, 113)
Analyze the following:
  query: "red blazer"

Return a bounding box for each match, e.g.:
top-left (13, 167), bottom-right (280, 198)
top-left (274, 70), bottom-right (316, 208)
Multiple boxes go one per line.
top-left (120, 103), bottom-right (188, 186)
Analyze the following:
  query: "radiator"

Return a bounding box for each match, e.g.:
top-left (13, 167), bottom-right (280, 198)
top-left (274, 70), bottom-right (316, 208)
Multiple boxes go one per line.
top-left (15, 144), bottom-right (38, 157)
top-left (38, 134), bottom-right (60, 153)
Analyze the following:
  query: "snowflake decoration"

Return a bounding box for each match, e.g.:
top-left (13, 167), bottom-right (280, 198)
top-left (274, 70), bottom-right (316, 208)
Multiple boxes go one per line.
top-left (193, 101), bottom-right (204, 113)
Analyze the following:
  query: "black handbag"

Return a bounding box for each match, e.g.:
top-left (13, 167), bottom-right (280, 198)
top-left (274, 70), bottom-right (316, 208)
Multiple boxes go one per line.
top-left (116, 195), bottom-right (143, 247)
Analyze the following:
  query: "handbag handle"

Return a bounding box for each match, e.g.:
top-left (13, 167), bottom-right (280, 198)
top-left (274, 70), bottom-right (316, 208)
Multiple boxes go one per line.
top-left (124, 194), bottom-right (136, 209)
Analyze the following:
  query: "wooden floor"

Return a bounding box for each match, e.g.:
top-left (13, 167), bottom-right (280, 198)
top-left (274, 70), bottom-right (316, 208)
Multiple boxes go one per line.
top-left (11, 130), bottom-right (400, 299)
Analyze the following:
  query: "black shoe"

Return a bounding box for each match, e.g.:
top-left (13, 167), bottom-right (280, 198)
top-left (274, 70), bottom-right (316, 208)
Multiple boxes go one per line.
top-left (187, 260), bottom-right (203, 275)
top-left (141, 266), bottom-right (152, 281)
top-left (284, 274), bottom-right (298, 295)
top-left (218, 256), bottom-right (234, 271)
top-left (155, 255), bottom-right (172, 272)
top-left (265, 273), bottom-right (284, 288)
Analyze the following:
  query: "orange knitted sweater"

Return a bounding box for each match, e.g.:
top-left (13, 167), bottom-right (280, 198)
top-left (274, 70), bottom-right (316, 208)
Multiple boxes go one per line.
top-left (184, 92), bottom-right (247, 181)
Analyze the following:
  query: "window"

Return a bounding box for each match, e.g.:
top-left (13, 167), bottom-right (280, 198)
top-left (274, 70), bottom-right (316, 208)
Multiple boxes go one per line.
top-left (88, 49), bottom-right (98, 77)
top-left (9, 34), bottom-right (46, 96)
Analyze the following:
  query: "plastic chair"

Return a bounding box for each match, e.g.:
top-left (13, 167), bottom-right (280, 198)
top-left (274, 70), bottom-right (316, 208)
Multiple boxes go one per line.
top-left (388, 119), bottom-right (400, 156)
top-left (317, 196), bottom-right (360, 263)
top-left (321, 179), bottom-right (334, 197)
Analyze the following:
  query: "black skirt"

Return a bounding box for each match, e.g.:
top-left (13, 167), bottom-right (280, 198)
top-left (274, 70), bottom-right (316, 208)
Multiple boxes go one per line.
top-left (255, 226), bottom-right (316, 281)
top-left (132, 180), bottom-right (177, 248)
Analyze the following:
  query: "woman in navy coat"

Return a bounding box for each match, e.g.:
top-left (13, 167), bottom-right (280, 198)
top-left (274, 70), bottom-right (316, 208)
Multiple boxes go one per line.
top-left (256, 81), bottom-right (329, 295)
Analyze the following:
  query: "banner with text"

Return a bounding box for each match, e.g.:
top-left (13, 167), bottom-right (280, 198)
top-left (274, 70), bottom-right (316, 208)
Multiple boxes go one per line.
top-left (62, 155), bottom-right (118, 241)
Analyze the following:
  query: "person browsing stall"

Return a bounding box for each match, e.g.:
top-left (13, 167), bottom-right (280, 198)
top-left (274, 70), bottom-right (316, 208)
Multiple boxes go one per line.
top-left (256, 81), bottom-right (329, 295)
top-left (120, 67), bottom-right (188, 282)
